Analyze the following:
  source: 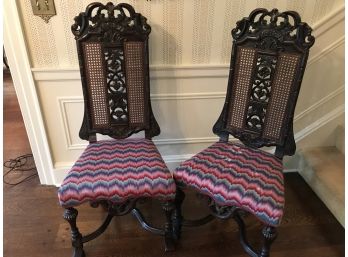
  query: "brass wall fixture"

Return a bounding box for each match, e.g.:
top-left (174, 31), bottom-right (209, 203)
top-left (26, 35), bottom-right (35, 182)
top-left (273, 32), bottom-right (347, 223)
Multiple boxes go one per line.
top-left (30, 0), bottom-right (56, 23)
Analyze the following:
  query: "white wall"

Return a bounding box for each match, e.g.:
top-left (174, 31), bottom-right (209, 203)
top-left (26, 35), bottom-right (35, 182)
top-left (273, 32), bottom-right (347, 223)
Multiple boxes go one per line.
top-left (14, 0), bottom-right (345, 185)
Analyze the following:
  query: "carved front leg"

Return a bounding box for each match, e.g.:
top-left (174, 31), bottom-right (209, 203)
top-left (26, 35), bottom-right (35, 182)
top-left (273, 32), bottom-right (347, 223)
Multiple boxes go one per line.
top-left (173, 187), bottom-right (185, 239)
top-left (260, 226), bottom-right (277, 257)
top-left (63, 208), bottom-right (85, 257)
top-left (162, 201), bottom-right (175, 252)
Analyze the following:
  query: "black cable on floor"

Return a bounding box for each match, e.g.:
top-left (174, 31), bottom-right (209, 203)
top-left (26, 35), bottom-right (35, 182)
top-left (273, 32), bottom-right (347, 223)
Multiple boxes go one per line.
top-left (3, 154), bottom-right (38, 186)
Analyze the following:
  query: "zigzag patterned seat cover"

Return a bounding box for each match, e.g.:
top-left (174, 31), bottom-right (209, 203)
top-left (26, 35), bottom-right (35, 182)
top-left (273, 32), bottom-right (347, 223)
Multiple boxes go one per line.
top-left (174, 142), bottom-right (284, 226)
top-left (58, 139), bottom-right (176, 207)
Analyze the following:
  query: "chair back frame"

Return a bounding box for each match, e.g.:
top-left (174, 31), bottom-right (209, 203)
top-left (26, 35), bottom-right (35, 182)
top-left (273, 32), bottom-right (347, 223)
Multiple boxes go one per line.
top-left (72, 2), bottom-right (160, 142)
top-left (213, 8), bottom-right (315, 158)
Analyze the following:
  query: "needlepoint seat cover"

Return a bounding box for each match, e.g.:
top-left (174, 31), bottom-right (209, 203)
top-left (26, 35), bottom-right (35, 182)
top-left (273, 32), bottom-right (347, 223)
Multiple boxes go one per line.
top-left (58, 139), bottom-right (176, 207)
top-left (174, 141), bottom-right (284, 226)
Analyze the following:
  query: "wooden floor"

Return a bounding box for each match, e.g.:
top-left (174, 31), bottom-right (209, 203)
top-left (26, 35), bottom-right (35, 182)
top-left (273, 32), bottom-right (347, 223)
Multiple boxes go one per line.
top-left (4, 73), bottom-right (345, 257)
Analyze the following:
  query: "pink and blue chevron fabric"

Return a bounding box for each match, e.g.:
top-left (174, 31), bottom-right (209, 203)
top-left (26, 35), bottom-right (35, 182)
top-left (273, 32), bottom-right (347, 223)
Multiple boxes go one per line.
top-left (58, 138), bottom-right (176, 207)
top-left (174, 141), bottom-right (284, 227)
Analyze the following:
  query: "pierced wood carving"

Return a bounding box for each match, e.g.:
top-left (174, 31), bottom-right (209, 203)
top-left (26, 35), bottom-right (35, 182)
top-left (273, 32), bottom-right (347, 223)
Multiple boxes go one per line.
top-left (246, 54), bottom-right (277, 133)
top-left (213, 8), bottom-right (315, 158)
top-left (72, 2), bottom-right (160, 140)
top-left (104, 48), bottom-right (128, 125)
top-left (71, 2), bottom-right (151, 42)
top-left (232, 8), bottom-right (314, 49)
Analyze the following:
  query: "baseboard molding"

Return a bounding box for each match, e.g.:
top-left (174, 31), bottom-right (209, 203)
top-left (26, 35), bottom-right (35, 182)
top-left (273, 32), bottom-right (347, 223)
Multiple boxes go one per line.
top-left (283, 169), bottom-right (299, 173)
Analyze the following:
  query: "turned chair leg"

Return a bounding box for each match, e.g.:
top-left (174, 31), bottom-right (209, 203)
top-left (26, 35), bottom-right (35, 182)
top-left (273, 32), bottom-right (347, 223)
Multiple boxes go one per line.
top-left (260, 226), bottom-right (277, 257)
top-left (162, 201), bottom-right (175, 252)
top-left (63, 208), bottom-right (85, 257)
top-left (173, 187), bottom-right (185, 240)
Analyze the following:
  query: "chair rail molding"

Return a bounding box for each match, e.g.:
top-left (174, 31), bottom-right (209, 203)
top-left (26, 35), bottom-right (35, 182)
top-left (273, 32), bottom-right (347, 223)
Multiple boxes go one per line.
top-left (31, 34), bottom-right (345, 81)
top-left (4, 0), bottom-right (55, 184)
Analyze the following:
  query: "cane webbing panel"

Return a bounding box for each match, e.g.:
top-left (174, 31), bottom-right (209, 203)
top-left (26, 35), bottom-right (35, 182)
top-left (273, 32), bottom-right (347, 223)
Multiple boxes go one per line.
top-left (124, 41), bottom-right (146, 127)
top-left (83, 42), bottom-right (109, 128)
top-left (227, 47), bottom-right (257, 130)
top-left (263, 53), bottom-right (300, 141)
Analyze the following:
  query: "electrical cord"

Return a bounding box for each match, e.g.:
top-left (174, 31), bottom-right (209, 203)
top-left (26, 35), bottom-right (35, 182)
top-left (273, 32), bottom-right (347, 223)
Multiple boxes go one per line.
top-left (3, 154), bottom-right (38, 186)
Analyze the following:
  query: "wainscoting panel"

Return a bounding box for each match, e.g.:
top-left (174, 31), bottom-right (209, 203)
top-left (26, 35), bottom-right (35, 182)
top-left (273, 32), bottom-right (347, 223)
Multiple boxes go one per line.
top-left (36, 77), bottom-right (227, 164)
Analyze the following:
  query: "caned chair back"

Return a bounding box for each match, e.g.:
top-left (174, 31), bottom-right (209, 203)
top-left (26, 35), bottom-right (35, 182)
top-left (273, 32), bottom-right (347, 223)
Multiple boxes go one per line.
top-left (213, 9), bottom-right (315, 158)
top-left (72, 2), bottom-right (160, 141)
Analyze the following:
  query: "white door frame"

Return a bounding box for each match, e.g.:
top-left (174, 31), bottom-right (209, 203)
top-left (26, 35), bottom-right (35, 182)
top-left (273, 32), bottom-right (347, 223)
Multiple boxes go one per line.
top-left (4, 0), bottom-right (55, 185)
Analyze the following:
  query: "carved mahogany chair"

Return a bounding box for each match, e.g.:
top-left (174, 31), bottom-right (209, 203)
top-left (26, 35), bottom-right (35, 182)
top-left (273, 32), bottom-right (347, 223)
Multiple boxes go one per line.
top-left (57, 3), bottom-right (176, 256)
top-left (172, 9), bottom-right (315, 257)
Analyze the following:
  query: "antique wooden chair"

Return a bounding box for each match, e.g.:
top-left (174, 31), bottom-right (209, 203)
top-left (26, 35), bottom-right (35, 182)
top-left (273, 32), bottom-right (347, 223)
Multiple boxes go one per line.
top-left (172, 9), bottom-right (315, 257)
top-left (57, 3), bottom-right (176, 257)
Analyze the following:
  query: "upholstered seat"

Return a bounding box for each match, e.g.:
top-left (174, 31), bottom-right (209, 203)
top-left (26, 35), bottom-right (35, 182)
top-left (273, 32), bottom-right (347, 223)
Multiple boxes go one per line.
top-left (174, 141), bottom-right (284, 226)
top-left (58, 138), bottom-right (176, 207)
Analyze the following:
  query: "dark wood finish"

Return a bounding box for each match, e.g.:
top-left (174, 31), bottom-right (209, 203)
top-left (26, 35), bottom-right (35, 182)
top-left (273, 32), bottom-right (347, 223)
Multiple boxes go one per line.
top-left (173, 187), bottom-right (185, 239)
top-left (178, 198), bottom-right (277, 257)
top-left (63, 208), bottom-right (85, 257)
top-left (162, 201), bottom-right (175, 251)
top-left (81, 214), bottom-right (113, 243)
top-left (72, 2), bottom-right (160, 141)
top-left (131, 208), bottom-right (164, 235)
top-left (213, 8), bottom-right (315, 158)
top-left (260, 226), bottom-right (277, 257)
top-left (62, 198), bottom-right (174, 256)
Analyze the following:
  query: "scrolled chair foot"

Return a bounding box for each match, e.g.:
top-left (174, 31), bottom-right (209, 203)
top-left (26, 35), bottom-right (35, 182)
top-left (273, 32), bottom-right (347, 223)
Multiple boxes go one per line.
top-left (162, 201), bottom-right (175, 252)
top-left (63, 207), bottom-right (85, 257)
top-left (259, 226), bottom-right (277, 257)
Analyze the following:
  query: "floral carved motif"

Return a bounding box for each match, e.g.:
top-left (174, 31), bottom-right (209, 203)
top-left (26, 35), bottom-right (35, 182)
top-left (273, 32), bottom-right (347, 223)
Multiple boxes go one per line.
top-left (232, 8), bottom-right (315, 50)
top-left (104, 48), bottom-right (128, 124)
top-left (72, 2), bottom-right (151, 42)
top-left (246, 54), bottom-right (277, 133)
